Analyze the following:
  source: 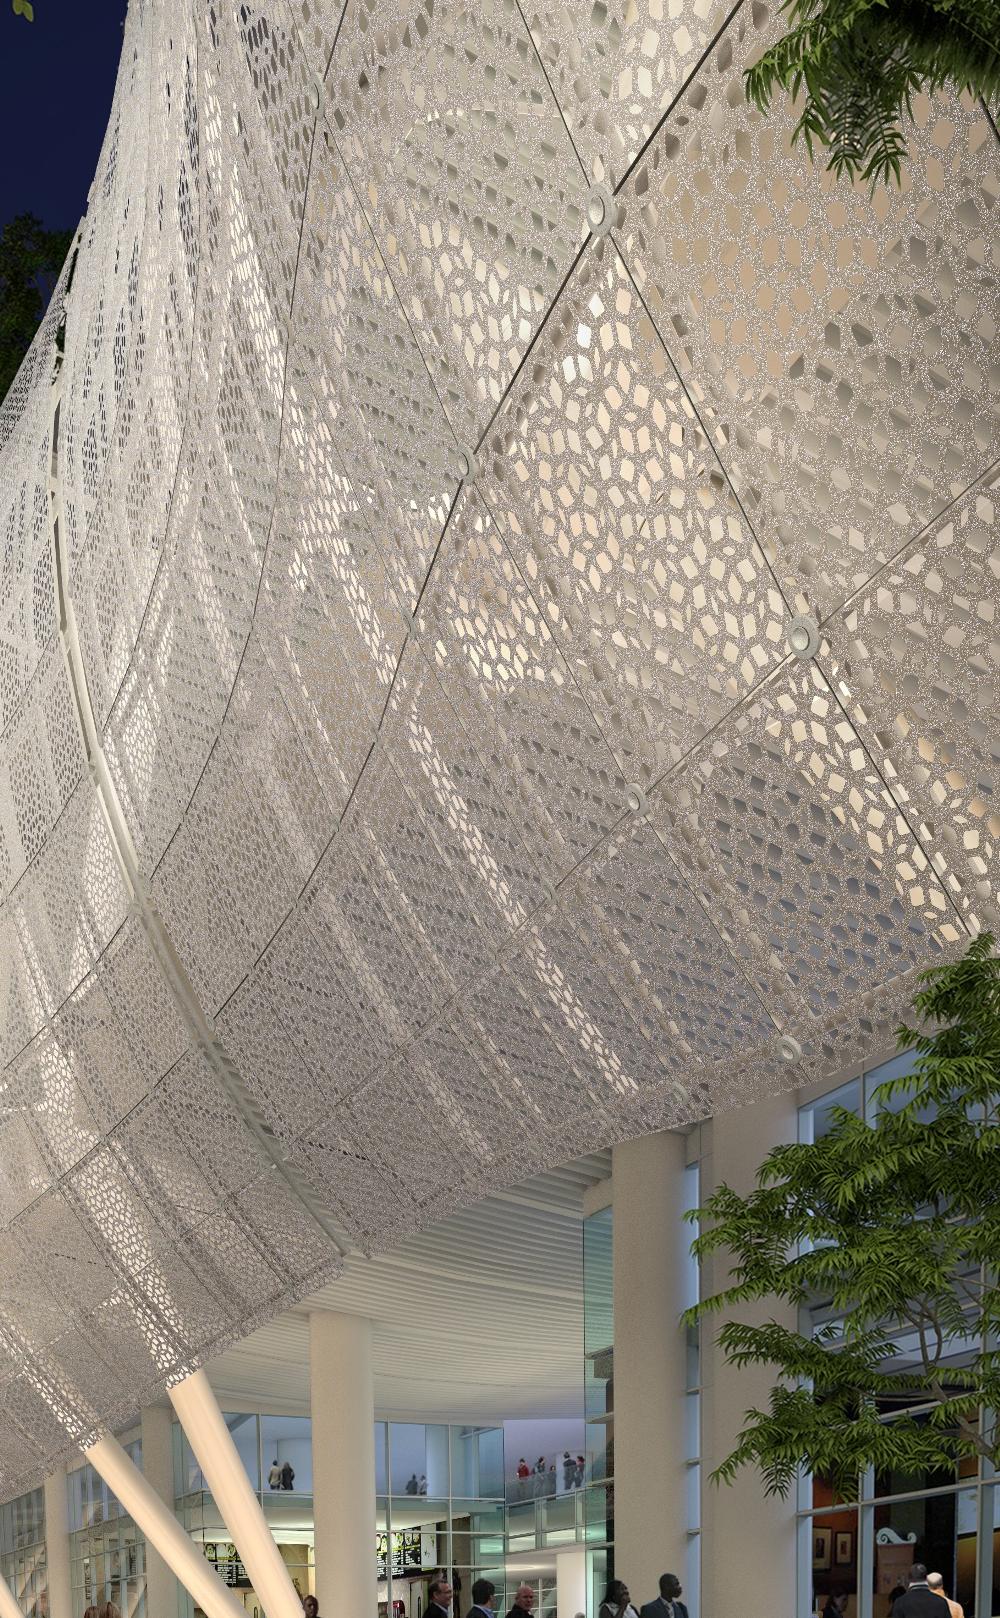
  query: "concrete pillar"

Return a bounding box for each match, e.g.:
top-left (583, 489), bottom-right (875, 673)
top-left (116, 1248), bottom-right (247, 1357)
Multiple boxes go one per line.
top-left (169, 1370), bottom-right (302, 1618)
top-left (555, 1547), bottom-right (587, 1618)
top-left (84, 1433), bottom-right (246, 1618)
top-left (141, 1405), bottom-right (181, 1618)
top-left (310, 1312), bottom-right (376, 1618)
top-left (42, 1468), bottom-right (72, 1618)
top-left (700, 1090), bottom-right (798, 1618)
top-left (611, 1131), bottom-right (689, 1603)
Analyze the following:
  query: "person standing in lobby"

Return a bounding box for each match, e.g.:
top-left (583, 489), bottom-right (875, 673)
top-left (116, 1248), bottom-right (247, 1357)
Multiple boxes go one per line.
top-left (427, 1576), bottom-right (454, 1618)
top-left (639, 1573), bottom-right (688, 1618)
top-left (465, 1577), bottom-right (497, 1618)
top-left (891, 1567), bottom-right (948, 1616)
top-left (926, 1574), bottom-right (963, 1618)
top-left (505, 1582), bottom-right (536, 1618)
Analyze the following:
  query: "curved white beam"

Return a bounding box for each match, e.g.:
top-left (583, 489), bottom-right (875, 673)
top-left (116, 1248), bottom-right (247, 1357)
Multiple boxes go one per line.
top-left (169, 1369), bottom-right (303, 1618)
top-left (84, 1432), bottom-right (247, 1618)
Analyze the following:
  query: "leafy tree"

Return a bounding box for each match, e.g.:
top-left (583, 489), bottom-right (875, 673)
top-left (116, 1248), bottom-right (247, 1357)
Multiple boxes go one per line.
top-left (745, 0), bottom-right (1000, 189)
top-left (686, 931), bottom-right (1000, 1500)
top-left (0, 214), bottom-right (72, 404)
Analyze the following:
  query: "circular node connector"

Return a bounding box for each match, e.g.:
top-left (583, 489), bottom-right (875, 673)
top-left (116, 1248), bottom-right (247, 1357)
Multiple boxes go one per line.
top-left (455, 444), bottom-right (479, 484)
top-left (777, 1034), bottom-right (803, 1064)
top-left (626, 783), bottom-right (648, 816)
top-left (786, 614), bottom-right (821, 660)
top-left (585, 184), bottom-right (616, 238)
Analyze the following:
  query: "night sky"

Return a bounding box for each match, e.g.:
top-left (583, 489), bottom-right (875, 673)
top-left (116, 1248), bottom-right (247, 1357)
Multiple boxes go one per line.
top-left (1, 1), bottom-right (127, 233)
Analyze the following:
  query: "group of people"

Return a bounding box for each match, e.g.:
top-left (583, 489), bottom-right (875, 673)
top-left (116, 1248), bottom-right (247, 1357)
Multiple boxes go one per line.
top-left (267, 1457), bottom-right (296, 1490)
top-left (599, 1573), bottom-right (688, 1618)
top-left (884, 1565), bottom-right (964, 1618)
top-left (405, 1473), bottom-right (429, 1494)
top-left (513, 1453), bottom-right (587, 1491)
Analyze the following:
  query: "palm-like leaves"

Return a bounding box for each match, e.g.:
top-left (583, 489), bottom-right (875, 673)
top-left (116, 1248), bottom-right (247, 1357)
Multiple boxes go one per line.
top-left (745, 0), bottom-right (1000, 187)
top-left (687, 933), bottom-right (1000, 1497)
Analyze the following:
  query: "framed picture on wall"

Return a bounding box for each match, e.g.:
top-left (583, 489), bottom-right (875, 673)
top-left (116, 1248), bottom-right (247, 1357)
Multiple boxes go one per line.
top-left (835, 1531), bottom-right (854, 1566)
top-left (813, 1528), bottom-right (832, 1571)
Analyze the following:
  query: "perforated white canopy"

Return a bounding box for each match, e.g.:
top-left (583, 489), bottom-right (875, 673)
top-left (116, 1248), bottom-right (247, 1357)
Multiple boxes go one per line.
top-left (0, 0), bottom-right (996, 1496)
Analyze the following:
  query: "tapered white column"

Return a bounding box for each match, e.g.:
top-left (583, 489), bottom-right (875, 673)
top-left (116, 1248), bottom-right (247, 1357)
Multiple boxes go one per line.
top-left (611, 1131), bottom-right (690, 1602)
top-left (168, 1369), bottom-right (301, 1618)
top-left (310, 1312), bottom-right (376, 1618)
top-left (0, 1571), bottom-right (23, 1618)
top-left (42, 1468), bottom-right (72, 1618)
top-left (141, 1405), bottom-right (182, 1618)
top-left (84, 1432), bottom-right (246, 1618)
top-left (700, 1090), bottom-right (798, 1616)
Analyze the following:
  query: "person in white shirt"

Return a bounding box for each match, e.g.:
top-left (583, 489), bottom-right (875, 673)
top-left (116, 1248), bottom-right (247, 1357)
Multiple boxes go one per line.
top-left (926, 1573), bottom-right (963, 1618)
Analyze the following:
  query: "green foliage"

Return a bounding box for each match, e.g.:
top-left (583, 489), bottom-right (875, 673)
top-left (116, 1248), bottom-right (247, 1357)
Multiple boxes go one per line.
top-left (0, 214), bottom-right (72, 404)
top-left (11, 0), bottom-right (35, 17)
top-left (745, 0), bottom-right (1000, 188)
top-left (686, 932), bottom-right (1000, 1499)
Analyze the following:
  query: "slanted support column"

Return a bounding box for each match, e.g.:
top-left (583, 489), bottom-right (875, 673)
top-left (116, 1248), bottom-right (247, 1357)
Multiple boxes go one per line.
top-left (84, 1432), bottom-right (246, 1618)
top-left (42, 1467), bottom-right (72, 1618)
top-left (141, 1405), bottom-right (181, 1618)
top-left (700, 1090), bottom-right (798, 1615)
top-left (611, 1131), bottom-right (690, 1602)
top-left (168, 1369), bottom-right (302, 1618)
top-left (0, 1572), bottom-right (24, 1618)
top-left (310, 1312), bottom-right (376, 1618)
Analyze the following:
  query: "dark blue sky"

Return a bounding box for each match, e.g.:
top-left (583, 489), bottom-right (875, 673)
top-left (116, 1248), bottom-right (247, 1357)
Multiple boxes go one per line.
top-left (1, 1), bottom-right (127, 232)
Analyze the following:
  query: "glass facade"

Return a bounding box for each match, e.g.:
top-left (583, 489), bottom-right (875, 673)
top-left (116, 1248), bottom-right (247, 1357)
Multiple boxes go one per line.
top-left (173, 1415), bottom-right (506, 1618)
top-left (0, 1488), bottom-right (46, 1618)
top-left (68, 1438), bottom-right (146, 1618)
top-left (797, 1050), bottom-right (997, 1618)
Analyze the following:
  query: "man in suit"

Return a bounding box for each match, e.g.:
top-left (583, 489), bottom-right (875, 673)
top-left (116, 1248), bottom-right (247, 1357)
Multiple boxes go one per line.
top-left (640, 1573), bottom-right (688, 1618)
top-left (465, 1578), bottom-right (497, 1618)
top-left (427, 1577), bottom-right (453, 1618)
top-left (505, 1584), bottom-right (535, 1618)
top-left (892, 1566), bottom-right (951, 1616)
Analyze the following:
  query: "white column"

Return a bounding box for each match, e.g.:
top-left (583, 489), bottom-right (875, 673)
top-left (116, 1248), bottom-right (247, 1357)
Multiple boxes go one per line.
top-left (42, 1468), bottom-right (72, 1618)
top-left (310, 1312), bottom-right (376, 1618)
top-left (555, 1547), bottom-right (587, 1618)
top-left (168, 1369), bottom-right (301, 1618)
top-left (611, 1131), bottom-right (690, 1603)
top-left (141, 1405), bottom-right (181, 1618)
top-left (0, 1572), bottom-right (24, 1618)
top-left (700, 1089), bottom-right (798, 1616)
top-left (84, 1432), bottom-right (246, 1618)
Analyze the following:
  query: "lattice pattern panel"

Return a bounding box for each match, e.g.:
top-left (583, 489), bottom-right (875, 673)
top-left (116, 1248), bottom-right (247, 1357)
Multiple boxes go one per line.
top-left (0, 0), bottom-right (996, 1499)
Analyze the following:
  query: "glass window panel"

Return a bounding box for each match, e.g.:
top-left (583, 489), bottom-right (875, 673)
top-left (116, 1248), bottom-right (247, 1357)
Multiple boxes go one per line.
top-left (261, 1414), bottom-right (311, 1493)
top-left (800, 1078), bottom-right (863, 1144)
top-left (450, 1430), bottom-right (478, 1499)
top-left (375, 1423), bottom-right (388, 1495)
top-left (808, 1506), bottom-right (859, 1618)
top-left (391, 1424), bottom-right (428, 1497)
top-left (224, 1412), bottom-right (261, 1492)
top-left (872, 1490), bottom-right (975, 1618)
top-left (476, 1430), bottom-right (503, 1499)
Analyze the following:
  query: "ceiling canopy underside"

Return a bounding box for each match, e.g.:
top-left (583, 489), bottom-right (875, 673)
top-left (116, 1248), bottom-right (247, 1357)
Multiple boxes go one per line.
top-left (0, 0), bottom-right (997, 1499)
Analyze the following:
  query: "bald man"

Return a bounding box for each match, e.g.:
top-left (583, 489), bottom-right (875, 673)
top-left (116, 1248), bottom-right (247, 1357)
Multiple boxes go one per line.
top-left (926, 1574), bottom-right (963, 1618)
top-left (505, 1585), bottom-right (536, 1618)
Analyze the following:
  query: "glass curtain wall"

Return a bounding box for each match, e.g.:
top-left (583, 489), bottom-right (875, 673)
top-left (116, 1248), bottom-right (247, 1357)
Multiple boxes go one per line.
top-left (797, 1051), bottom-right (994, 1618)
top-left (68, 1438), bottom-right (145, 1618)
top-left (583, 1201), bottom-right (613, 1593)
top-left (172, 1415), bottom-right (505, 1618)
top-left (0, 1488), bottom-right (46, 1618)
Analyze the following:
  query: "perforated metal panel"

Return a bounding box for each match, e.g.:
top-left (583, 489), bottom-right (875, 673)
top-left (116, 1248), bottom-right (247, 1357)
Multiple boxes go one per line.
top-left (0, 0), bottom-right (996, 1498)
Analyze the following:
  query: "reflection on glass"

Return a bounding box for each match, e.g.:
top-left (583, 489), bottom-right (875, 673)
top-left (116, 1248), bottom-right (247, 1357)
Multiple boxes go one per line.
top-left (262, 1414), bottom-right (312, 1493)
top-left (872, 1490), bottom-right (975, 1618)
